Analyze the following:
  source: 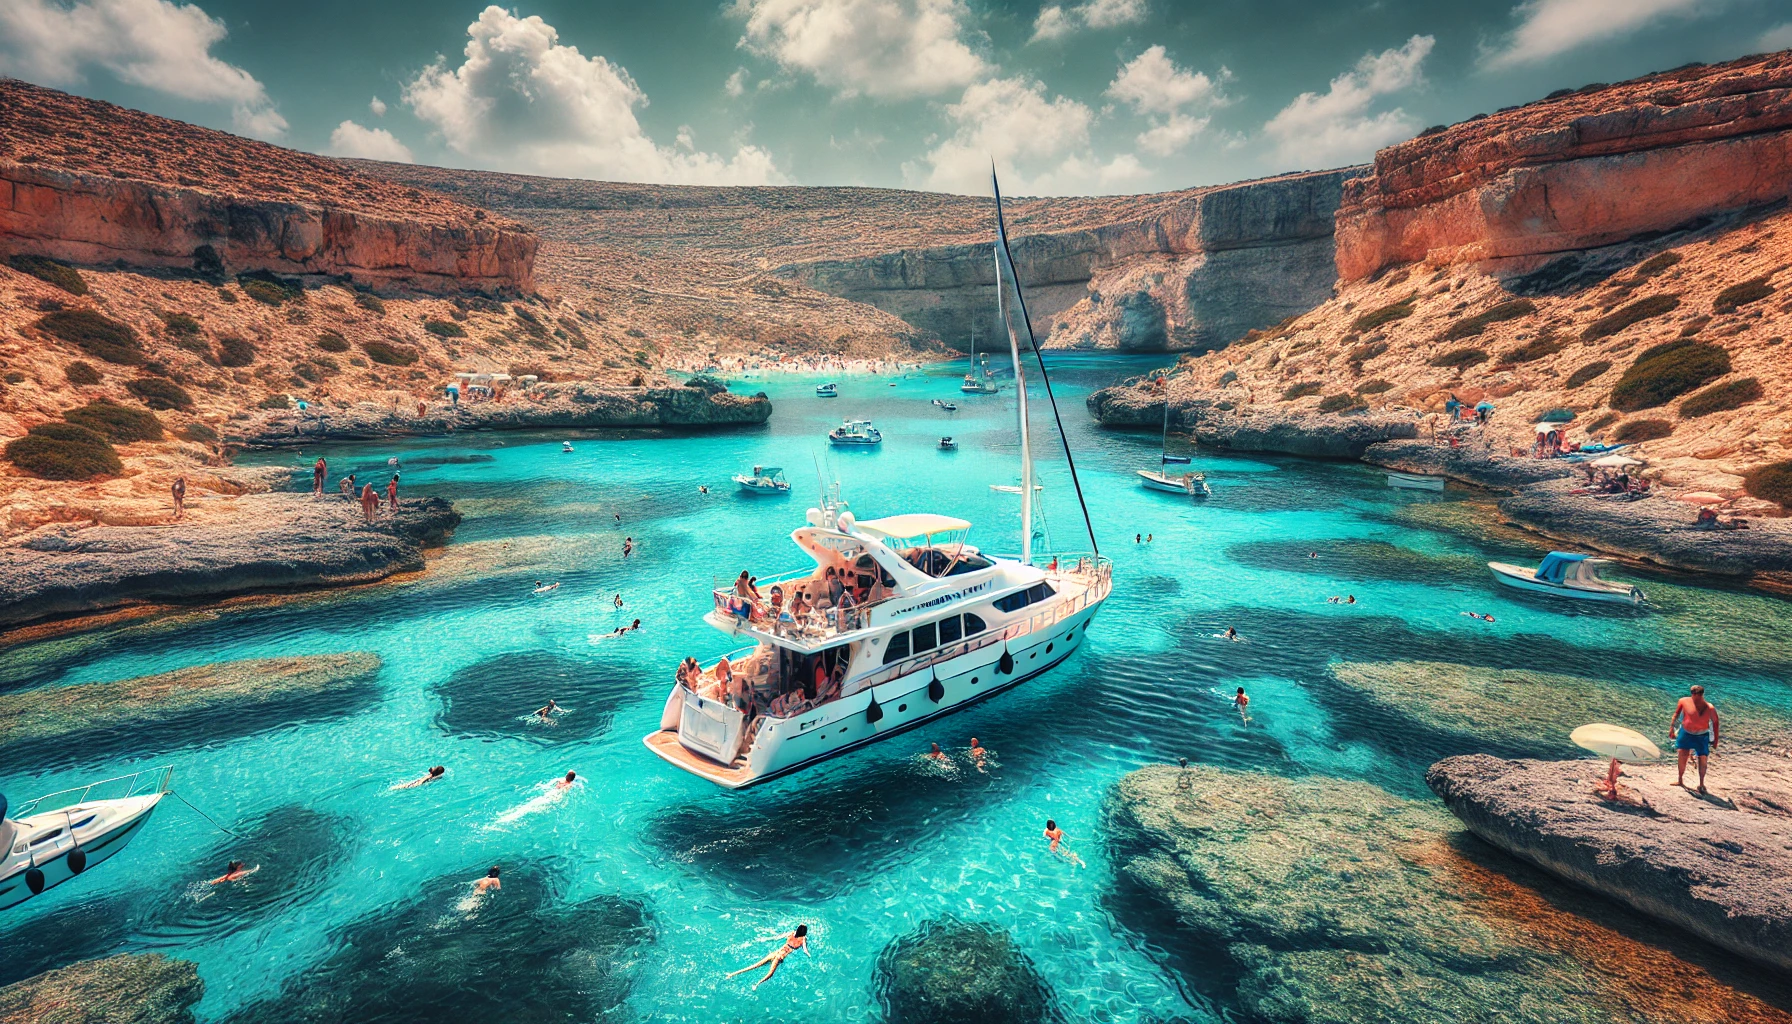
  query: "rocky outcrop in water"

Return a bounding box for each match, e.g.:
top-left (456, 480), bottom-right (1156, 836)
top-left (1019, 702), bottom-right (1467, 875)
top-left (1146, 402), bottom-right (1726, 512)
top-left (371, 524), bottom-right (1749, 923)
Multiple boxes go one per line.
top-left (1428, 753), bottom-right (1792, 976)
top-left (875, 917), bottom-right (1056, 1024)
top-left (0, 494), bottom-right (458, 629)
top-left (0, 81), bottom-right (534, 293)
top-left (226, 378), bottom-right (770, 447)
top-left (0, 954), bottom-right (202, 1024)
top-left (1335, 52), bottom-right (1792, 282)
top-left (1085, 386), bottom-right (1417, 457)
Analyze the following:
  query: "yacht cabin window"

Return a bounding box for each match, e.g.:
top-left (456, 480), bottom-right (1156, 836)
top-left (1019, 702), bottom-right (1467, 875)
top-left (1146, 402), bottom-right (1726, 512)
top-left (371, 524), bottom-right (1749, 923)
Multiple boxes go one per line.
top-left (880, 612), bottom-right (987, 666)
top-left (993, 582), bottom-right (1056, 614)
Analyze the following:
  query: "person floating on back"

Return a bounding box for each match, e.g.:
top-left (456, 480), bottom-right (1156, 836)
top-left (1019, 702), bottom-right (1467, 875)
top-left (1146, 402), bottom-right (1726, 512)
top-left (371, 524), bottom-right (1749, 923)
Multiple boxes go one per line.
top-left (1668, 684), bottom-right (1720, 794)
top-left (727, 925), bottom-right (810, 990)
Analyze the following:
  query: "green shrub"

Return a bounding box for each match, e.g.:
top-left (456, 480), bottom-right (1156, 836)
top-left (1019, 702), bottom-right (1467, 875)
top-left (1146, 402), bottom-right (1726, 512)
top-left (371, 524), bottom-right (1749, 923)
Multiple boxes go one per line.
top-left (1565, 360), bottom-right (1612, 388)
top-left (1679, 377), bottom-right (1762, 418)
top-left (423, 319), bottom-right (466, 338)
top-left (1581, 294), bottom-right (1679, 341)
top-left (315, 331), bottom-right (350, 353)
top-left (1347, 340), bottom-right (1387, 364)
top-left (6, 422), bottom-right (122, 479)
top-left (217, 288), bottom-right (238, 304)
top-left (65, 399), bottom-right (164, 440)
top-left (37, 309), bottom-right (143, 365)
top-left (1678, 316), bottom-right (1710, 338)
top-left (1352, 297), bottom-right (1417, 333)
top-left (1503, 334), bottom-right (1565, 363)
top-left (363, 340), bottom-right (419, 366)
top-left (8, 254), bottom-right (88, 295)
top-left (1429, 347), bottom-right (1489, 370)
top-left (1282, 381), bottom-right (1322, 400)
top-left (1357, 379), bottom-right (1394, 395)
top-left (258, 394), bottom-right (290, 409)
top-left (1318, 393), bottom-right (1366, 413)
top-left (125, 377), bottom-right (194, 411)
top-left (159, 310), bottom-right (202, 337)
top-left (217, 336), bottom-right (257, 367)
top-left (1440, 299), bottom-right (1534, 341)
top-left (1612, 418), bottom-right (1672, 443)
top-left (1584, 411), bottom-right (1619, 434)
top-left (1713, 276), bottom-right (1775, 313)
top-left (1743, 460), bottom-right (1792, 508)
top-left (1540, 408), bottom-right (1576, 423)
top-left (1609, 341), bottom-right (1729, 411)
top-left (292, 363), bottom-right (320, 383)
top-left (1633, 252), bottom-right (1681, 277)
top-left (180, 421), bottom-right (218, 443)
top-left (354, 292), bottom-right (386, 315)
top-left (64, 361), bottom-right (102, 386)
top-left (237, 273), bottom-right (301, 306)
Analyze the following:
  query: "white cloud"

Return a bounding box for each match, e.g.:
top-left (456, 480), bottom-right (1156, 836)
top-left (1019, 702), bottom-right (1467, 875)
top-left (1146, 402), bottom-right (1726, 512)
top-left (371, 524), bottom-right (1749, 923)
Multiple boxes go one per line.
top-left (1107, 46), bottom-right (1217, 155)
top-left (405, 6), bottom-right (784, 185)
top-left (1755, 21), bottom-right (1792, 51)
top-left (328, 120), bottom-right (414, 163)
top-left (1263, 34), bottom-right (1433, 169)
top-left (1028, 0), bottom-right (1145, 42)
top-left (369, 95), bottom-right (387, 116)
top-left (0, 0), bottom-right (285, 137)
top-left (735, 0), bottom-right (984, 100)
top-left (1483, 0), bottom-right (1710, 70)
top-left (905, 76), bottom-right (1105, 194)
top-left (725, 67), bottom-right (749, 97)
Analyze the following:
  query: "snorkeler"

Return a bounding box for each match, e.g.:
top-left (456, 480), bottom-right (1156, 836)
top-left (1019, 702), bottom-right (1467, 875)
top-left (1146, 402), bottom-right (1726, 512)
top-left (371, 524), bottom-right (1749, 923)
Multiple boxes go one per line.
top-left (208, 860), bottom-right (260, 885)
top-left (394, 765), bottom-right (445, 790)
top-left (726, 925), bottom-right (810, 990)
top-left (1043, 820), bottom-right (1086, 868)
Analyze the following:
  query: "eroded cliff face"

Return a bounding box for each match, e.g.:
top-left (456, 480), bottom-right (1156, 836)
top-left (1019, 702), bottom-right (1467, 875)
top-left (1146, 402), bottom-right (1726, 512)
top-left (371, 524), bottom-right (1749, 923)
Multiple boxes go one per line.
top-left (781, 169), bottom-right (1357, 353)
top-left (1336, 51), bottom-right (1792, 283)
top-left (0, 81), bottom-right (535, 294)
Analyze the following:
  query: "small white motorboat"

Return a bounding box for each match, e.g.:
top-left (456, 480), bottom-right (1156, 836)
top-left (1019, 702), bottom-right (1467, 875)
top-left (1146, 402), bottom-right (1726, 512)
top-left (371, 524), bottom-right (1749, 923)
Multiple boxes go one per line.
top-left (734, 465), bottom-right (792, 494)
top-left (938, 436), bottom-right (957, 450)
top-left (561, 441), bottom-right (575, 453)
top-left (828, 419), bottom-right (883, 446)
top-left (815, 383), bottom-right (838, 398)
top-left (1138, 469), bottom-right (1210, 497)
top-left (1, 767), bottom-right (170, 911)
top-left (932, 399), bottom-right (958, 411)
top-left (1489, 552), bottom-right (1645, 605)
top-left (1386, 471), bottom-right (1445, 491)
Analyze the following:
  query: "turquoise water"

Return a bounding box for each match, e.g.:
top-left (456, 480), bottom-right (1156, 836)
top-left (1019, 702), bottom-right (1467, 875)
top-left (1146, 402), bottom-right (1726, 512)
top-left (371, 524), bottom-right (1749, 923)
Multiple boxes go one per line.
top-left (4, 354), bottom-right (1791, 1021)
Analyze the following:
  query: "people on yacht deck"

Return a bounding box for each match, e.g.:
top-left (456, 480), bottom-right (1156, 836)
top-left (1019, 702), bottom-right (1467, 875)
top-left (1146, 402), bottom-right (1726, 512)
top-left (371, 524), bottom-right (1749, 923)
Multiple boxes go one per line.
top-left (827, 567), bottom-right (845, 605)
top-left (474, 866), bottom-right (501, 892)
top-left (535, 699), bottom-right (560, 721)
top-left (734, 571), bottom-right (754, 600)
top-left (556, 771), bottom-right (578, 790)
top-left (209, 860), bottom-right (260, 885)
top-left (1044, 820), bottom-right (1086, 868)
top-left (727, 925), bottom-right (810, 990)
top-left (394, 765), bottom-right (446, 790)
top-left (836, 589), bottom-right (857, 631)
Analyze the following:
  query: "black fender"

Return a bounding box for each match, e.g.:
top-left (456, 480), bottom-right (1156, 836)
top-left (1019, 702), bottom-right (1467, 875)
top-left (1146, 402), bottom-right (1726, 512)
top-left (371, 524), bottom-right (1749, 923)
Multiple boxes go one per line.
top-left (67, 846), bottom-right (87, 875)
top-left (25, 867), bottom-right (45, 895)
top-left (866, 697), bottom-right (884, 724)
top-left (927, 677), bottom-right (945, 703)
top-left (998, 648), bottom-right (1015, 675)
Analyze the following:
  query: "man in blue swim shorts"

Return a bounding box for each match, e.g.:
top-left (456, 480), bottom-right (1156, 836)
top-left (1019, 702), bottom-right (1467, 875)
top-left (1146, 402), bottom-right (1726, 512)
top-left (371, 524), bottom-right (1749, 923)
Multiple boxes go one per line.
top-left (1667, 684), bottom-right (1720, 794)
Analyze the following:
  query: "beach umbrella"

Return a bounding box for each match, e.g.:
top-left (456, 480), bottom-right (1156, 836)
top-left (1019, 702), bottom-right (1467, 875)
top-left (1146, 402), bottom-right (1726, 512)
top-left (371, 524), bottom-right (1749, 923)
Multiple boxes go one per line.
top-left (1532, 421), bottom-right (1556, 434)
top-left (1572, 723), bottom-right (1661, 799)
top-left (1590, 455), bottom-right (1641, 468)
top-left (1475, 400), bottom-right (1495, 412)
top-left (1674, 491), bottom-right (1726, 505)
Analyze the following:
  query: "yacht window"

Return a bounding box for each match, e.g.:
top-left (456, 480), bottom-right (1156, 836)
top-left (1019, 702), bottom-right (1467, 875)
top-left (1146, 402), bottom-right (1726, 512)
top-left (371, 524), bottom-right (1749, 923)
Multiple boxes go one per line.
top-left (1029, 582), bottom-right (1056, 603)
top-left (911, 621), bottom-right (937, 653)
top-left (882, 631), bottom-right (910, 665)
top-left (963, 613), bottom-right (987, 636)
top-left (994, 589), bottom-right (1030, 613)
top-left (938, 616), bottom-right (963, 644)
top-left (945, 553), bottom-right (993, 575)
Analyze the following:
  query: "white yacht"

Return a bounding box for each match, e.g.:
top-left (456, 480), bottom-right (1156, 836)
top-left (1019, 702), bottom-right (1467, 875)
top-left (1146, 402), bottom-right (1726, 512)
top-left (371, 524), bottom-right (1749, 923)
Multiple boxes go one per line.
top-left (733, 465), bottom-right (791, 494)
top-left (1489, 552), bottom-right (1645, 605)
top-left (828, 419), bottom-right (883, 446)
top-left (816, 382), bottom-right (839, 398)
top-left (1, 767), bottom-right (169, 911)
top-left (1138, 468), bottom-right (1210, 497)
top-left (645, 172), bottom-right (1111, 789)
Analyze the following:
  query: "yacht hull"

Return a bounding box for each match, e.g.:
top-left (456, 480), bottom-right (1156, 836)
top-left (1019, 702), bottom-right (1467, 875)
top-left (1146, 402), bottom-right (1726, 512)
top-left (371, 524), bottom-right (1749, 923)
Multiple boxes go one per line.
top-left (0, 795), bottom-right (162, 911)
top-left (1488, 562), bottom-right (1643, 604)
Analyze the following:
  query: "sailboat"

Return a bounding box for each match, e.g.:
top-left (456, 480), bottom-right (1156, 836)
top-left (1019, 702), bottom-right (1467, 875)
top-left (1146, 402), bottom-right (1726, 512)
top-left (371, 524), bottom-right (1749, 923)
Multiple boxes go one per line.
top-left (1137, 393), bottom-right (1209, 497)
top-left (643, 170), bottom-right (1111, 789)
top-left (961, 325), bottom-right (999, 395)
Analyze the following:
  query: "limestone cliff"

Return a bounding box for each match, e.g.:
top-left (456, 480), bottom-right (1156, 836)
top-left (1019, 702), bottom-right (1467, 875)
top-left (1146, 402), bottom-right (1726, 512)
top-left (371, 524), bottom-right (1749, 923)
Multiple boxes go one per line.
top-left (0, 81), bottom-right (535, 294)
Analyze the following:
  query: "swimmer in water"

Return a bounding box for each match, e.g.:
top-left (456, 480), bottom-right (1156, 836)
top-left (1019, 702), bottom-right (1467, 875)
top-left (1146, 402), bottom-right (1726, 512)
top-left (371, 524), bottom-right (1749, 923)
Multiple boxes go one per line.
top-left (1234, 687), bottom-right (1250, 714)
top-left (535, 699), bottom-right (560, 721)
top-left (474, 865), bottom-right (501, 892)
top-left (699, 485), bottom-right (709, 494)
top-left (1224, 626), bottom-right (1238, 641)
top-left (727, 925), bottom-right (810, 990)
top-left (623, 537), bottom-right (634, 558)
top-left (613, 593), bottom-right (624, 609)
top-left (556, 770), bottom-right (577, 790)
top-left (1345, 595), bottom-right (1356, 605)
top-left (208, 860), bottom-right (260, 885)
top-left (928, 742), bottom-right (947, 761)
top-left (394, 765), bottom-right (445, 790)
top-left (969, 737), bottom-right (988, 771)
top-left (1044, 819), bottom-right (1087, 868)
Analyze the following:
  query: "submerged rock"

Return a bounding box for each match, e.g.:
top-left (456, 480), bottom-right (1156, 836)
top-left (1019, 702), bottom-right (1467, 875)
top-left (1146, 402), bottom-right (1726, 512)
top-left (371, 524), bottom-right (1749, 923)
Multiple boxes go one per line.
top-left (227, 864), bottom-right (650, 1024)
top-left (0, 954), bottom-right (202, 1024)
top-left (434, 652), bottom-right (638, 744)
top-left (147, 805), bottom-right (356, 941)
top-left (0, 653), bottom-right (381, 768)
top-left (1228, 538), bottom-right (1482, 585)
top-left (875, 917), bottom-right (1056, 1024)
top-left (1105, 763), bottom-right (1792, 1024)
top-left (1428, 753), bottom-right (1792, 977)
top-left (1329, 660), bottom-right (1792, 758)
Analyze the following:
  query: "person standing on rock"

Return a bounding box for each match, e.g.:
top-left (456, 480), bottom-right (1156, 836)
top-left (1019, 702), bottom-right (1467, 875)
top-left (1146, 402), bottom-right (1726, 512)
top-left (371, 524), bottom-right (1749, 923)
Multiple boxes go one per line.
top-left (313, 457), bottom-right (327, 497)
top-left (360, 482), bottom-right (378, 524)
top-left (387, 474), bottom-right (400, 514)
top-left (1668, 685), bottom-right (1720, 794)
top-left (171, 476), bottom-right (186, 521)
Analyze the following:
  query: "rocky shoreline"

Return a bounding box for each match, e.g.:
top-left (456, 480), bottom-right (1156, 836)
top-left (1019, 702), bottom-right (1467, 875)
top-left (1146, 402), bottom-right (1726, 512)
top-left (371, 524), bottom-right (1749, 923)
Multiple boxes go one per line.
top-left (1428, 753), bottom-right (1792, 976)
top-left (0, 492), bottom-right (458, 631)
top-left (0, 954), bottom-right (202, 1024)
top-left (226, 378), bottom-right (771, 448)
top-left (1084, 386), bottom-right (1416, 458)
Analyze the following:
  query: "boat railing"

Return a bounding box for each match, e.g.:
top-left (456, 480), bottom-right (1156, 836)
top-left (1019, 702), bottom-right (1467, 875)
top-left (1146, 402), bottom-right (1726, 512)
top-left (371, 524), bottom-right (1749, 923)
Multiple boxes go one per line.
top-left (710, 572), bottom-right (902, 636)
top-left (10, 765), bottom-right (173, 819)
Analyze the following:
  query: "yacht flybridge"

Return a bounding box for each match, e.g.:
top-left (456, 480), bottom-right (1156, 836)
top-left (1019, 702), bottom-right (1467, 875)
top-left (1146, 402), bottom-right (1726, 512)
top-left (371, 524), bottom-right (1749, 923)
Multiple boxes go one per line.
top-left (645, 171), bottom-right (1111, 789)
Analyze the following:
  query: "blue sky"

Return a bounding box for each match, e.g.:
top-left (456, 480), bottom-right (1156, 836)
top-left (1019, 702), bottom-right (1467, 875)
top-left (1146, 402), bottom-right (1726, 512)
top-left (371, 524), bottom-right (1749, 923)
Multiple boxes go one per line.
top-left (3, 0), bottom-right (1789, 195)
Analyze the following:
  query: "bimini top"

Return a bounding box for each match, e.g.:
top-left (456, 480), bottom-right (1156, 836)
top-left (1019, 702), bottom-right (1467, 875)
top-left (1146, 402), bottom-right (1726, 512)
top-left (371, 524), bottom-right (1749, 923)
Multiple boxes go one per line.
top-left (1534, 551), bottom-right (1589, 582)
top-left (853, 513), bottom-right (972, 539)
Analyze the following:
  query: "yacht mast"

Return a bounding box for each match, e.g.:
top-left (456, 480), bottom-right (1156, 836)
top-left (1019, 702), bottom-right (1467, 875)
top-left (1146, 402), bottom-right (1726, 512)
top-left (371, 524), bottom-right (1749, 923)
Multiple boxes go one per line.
top-left (993, 235), bottom-right (1033, 561)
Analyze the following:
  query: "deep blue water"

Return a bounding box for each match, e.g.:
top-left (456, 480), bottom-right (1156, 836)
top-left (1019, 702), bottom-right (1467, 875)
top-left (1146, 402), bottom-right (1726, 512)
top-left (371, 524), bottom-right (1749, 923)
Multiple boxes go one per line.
top-left (3, 354), bottom-right (1789, 1022)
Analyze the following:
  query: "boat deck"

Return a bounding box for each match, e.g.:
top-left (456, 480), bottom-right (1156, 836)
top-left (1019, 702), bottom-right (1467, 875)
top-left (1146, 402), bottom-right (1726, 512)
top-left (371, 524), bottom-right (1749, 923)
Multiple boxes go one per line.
top-left (644, 730), bottom-right (754, 787)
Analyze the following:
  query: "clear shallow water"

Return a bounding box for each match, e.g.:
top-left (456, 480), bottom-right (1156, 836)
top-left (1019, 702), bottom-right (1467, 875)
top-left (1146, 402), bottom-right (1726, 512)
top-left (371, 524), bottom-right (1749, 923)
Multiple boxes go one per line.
top-left (4, 354), bottom-right (1791, 1021)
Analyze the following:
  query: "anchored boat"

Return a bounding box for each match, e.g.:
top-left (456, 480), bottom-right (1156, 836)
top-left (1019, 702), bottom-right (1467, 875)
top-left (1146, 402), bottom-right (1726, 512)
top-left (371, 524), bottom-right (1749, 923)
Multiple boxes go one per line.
top-left (1386, 471), bottom-right (1445, 491)
top-left (816, 382), bottom-right (839, 397)
top-left (734, 465), bottom-right (791, 494)
top-left (1489, 552), bottom-right (1645, 605)
top-left (645, 171), bottom-right (1111, 789)
top-left (1137, 469), bottom-right (1210, 497)
top-left (828, 419), bottom-right (883, 446)
top-left (1, 767), bottom-right (170, 911)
